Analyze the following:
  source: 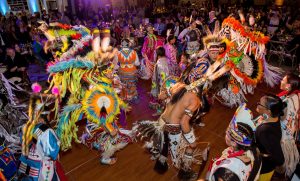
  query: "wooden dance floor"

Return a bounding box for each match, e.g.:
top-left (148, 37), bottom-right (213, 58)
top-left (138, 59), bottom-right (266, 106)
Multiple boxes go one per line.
top-left (60, 79), bottom-right (278, 181)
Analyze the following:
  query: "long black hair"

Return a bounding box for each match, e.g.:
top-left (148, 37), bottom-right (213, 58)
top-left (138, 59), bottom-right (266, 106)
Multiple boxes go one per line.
top-left (179, 61), bottom-right (196, 85)
top-left (285, 72), bottom-right (300, 92)
top-left (156, 46), bottom-right (165, 58)
top-left (264, 94), bottom-right (287, 118)
top-left (167, 35), bottom-right (175, 43)
top-left (170, 86), bottom-right (187, 105)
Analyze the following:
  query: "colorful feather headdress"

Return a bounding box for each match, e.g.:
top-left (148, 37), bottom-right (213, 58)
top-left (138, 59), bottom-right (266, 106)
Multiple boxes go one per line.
top-left (186, 16), bottom-right (281, 108)
top-left (219, 17), bottom-right (282, 88)
top-left (22, 83), bottom-right (59, 156)
top-left (226, 103), bottom-right (256, 146)
top-left (39, 21), bottom-right (91, 59)
top-left (56, 84), bottom-right (127, 151)
top-left (219, 17), bottom-right (269, 59)
top-left (82, 85), bottom-right (125, 127)
top-left (40, 22), bottom-right (123, 152)
top-left (202, 18), bottom-right (221, 52)
top-left (203, 35), bottom-right (222, 52)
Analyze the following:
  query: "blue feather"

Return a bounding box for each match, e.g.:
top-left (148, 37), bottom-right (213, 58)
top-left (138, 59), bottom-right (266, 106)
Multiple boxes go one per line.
top-left (48, 60), bottom-right (95, 73)
top-left (56, 104), bottom-right (82, 137)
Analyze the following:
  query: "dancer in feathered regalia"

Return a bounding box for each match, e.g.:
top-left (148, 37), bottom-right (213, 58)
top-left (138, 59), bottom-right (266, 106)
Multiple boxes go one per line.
top-left (207, 103), bottom-right (261, 181)
top-left (79, 83), bottom-right (133, 165)
top-left (179, 15), bottom-right (281, 110)
top-left (18, 91), bottom-right (64, 181)
top-left (39, 22), bottom-right (133, 165)
top-left (182, 21), bottom-right (221, 85)
top-left (211, 16), bottom-right (281, 107)
top-left (180, 35), bottom-right (220, 85)
top-left (113, 39), bottom-right (140, 102)
top-left (133, 78), bottom-right (210, 180)
top-left (187, 16), bottom-right (282, 108)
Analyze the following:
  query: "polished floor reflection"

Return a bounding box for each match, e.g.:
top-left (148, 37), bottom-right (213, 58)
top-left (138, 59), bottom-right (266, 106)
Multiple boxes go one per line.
top-left (60, 79), bottom-right (278, 181)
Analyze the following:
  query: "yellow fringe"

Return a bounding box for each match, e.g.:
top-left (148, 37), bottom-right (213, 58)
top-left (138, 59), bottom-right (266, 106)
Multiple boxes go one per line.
top-left (60, 108), bottom-right (82, 151)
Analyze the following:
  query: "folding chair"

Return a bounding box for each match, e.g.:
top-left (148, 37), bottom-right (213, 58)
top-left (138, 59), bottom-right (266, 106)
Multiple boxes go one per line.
top-left (268, 40), bottom-right (286, 65)
top-left (281, 44), bottom-right (299, 69)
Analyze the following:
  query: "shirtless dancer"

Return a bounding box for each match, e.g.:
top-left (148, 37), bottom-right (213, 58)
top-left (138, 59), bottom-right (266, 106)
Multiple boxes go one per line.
top-left (134, 78), bottom-right (210, 180)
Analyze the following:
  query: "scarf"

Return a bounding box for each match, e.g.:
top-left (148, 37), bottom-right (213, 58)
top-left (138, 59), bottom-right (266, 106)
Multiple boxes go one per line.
top-left (147, 33), bottom-right (157, 49)
top-left (277, 90), bottom-right (300, 98)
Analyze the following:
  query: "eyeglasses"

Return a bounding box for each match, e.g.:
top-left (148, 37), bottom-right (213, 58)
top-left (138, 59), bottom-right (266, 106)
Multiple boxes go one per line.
top-left (257, 102), bottom-right (269, 109)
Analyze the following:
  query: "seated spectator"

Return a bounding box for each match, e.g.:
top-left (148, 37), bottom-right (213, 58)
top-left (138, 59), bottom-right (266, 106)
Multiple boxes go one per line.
top-left (3, 47), bottom-right (29, 81)
top-left (17, 21), bottom-right (31, 44)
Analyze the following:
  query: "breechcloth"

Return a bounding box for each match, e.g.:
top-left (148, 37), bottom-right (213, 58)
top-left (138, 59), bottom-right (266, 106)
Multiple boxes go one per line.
top-left (159, 117), bottom-right (182, 167)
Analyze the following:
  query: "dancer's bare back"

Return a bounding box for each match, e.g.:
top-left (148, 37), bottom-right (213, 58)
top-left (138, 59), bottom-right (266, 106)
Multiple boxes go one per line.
top-left (161, 83), bottom-right (201, 134)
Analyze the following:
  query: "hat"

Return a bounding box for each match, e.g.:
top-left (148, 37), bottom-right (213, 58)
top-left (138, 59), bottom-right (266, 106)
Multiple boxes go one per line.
top-left (22, 92), bottom-right (59, 156)
top-left (203, 35), bottom-right (222, 52)
top-left (226, 103), bottom-right (256, 147)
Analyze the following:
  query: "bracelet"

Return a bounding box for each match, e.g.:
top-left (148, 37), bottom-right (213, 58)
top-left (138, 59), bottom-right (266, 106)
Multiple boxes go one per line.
top-left (183, 129), bottom-right (196, 144)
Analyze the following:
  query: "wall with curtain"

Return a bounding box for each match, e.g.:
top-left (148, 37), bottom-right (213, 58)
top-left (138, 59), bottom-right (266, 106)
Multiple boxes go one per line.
top-left (27, 0), bottom-right (40, 13)
top-left (0, 0), bottom-right (10, 15)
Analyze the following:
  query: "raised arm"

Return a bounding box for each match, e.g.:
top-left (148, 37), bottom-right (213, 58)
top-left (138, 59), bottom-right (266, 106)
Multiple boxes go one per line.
top-left (207, 63), bottom-right (231, 82)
